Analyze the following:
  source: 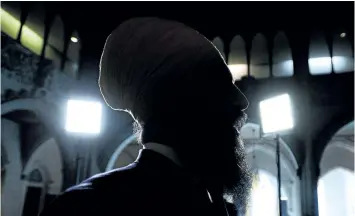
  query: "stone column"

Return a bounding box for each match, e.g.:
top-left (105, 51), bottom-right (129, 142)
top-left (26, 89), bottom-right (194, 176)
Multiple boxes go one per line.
top-left (300, 136), bottom-right (320, 216)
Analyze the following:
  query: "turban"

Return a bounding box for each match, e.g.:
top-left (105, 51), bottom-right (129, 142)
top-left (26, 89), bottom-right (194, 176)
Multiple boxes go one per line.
top-left (99, 17), bottom-right (227, 123)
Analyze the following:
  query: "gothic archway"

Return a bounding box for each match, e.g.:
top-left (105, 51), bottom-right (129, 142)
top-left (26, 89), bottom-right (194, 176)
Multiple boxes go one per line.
top-left (317, 121), bottom-right (354, 216)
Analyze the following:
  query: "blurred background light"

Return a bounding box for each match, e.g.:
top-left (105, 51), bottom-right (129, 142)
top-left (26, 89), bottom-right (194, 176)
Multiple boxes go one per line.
top-left (65, 99), bottom-right (102, 134)
top-left (259, 94), bottom-right (294, 134)
top-left (71, 36), bottom-right (78, 43)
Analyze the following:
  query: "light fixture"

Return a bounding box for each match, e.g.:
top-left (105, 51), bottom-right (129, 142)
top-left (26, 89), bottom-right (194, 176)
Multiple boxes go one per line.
top-left (259, 93), bottom-right (294, 134)
top-left (65, 99), bottom-right (102, 134)
top-left (340, 32), bottom-right (346, 38)
top-left (71, 36), bottom-right (78, 43)
top-left (259, 93), bottom-right (294, 216)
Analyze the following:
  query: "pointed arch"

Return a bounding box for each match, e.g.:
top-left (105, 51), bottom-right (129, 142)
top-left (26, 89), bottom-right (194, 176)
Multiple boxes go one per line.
top-left (23, 138), bottom-right (63, 194)
top-left (332, 32), bottom-right (354, 74)
top-left (308, 31), bottom-right (332, 75)
top-left (273, 32), bottom-right (294, 77)
top-left (250, 33), bottom-right (270, 79)
top-left (228, 35), bottom-right (248, 81)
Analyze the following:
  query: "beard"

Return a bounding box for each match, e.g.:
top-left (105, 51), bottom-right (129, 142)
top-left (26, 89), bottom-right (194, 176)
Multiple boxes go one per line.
top-left (137, 111), bottom-right (252, 212)
top-left (194, 115), bottom-right (252, 213)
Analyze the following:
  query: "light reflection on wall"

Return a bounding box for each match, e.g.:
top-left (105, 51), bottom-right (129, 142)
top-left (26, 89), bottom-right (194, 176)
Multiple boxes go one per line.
top-left (20, 25), bottom-right (44, 55)
top-left (229, 56), bottom-right (352, 80)
top-left (273, 60), bottom-right (294, 77)
top-left (1, 8), bottom-right (44, 56)
top-left (0, 8), bottom-right (21, 39)
top-left (228, 64), bottom-right (248, 81)
top-left (309, 56), bottom-right (353, 75)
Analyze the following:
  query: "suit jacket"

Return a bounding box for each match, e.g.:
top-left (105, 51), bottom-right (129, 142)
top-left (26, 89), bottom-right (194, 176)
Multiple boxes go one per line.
top-left (40, 149), bottom-right (231, 216)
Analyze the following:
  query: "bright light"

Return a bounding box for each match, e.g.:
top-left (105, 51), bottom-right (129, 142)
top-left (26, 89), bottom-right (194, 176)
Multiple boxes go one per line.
top-left (65, 100), bottom-right (102, 134)
top-left (281, 196), bottom-right (288, 201)
top-left (340, 32), bottom-right (346, 38)
top-left (248, 170), bottom-right (278, 216)
top-left (228, 64), bottom-right (248, 81)
top-left (0, 8), bottom-right (21, 40)
top-left (71, 37), bottom-right (78, 43)
top-left (259, 94), bottom-right (294, 134)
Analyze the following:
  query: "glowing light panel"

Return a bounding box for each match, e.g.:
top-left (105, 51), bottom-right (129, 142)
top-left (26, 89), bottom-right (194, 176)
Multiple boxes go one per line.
top-left (65, 100), bottom-right (102, 134)
top-left (259, 94), bottom-right (294, 134)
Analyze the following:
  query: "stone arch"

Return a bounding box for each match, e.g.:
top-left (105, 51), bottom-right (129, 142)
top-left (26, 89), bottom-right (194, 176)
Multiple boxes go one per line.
top-left (250, 33), bottom-right (270, 79)
top-left (273, 32), bottom-right (294, 77)
top-left (242, 123), bottom-right (301, 216)
top-left (228, 35), bottom-right (248, 81)
top-left (1, 118), bottom-right (25, 216)
top-left (313, 110), bottom-right (354, 169)
top-left (20, 3), bottom-right (45, 55)
top-left (1, 98), bottom-right (78, 190)
top-left (319, 121), bottom-right (354, 177)
top-left (317, 121), bottom-right (354, 216)
top-left (247, 169), bottom-right (292, 216)
top-left (23, 138), bottom-right (63, 194)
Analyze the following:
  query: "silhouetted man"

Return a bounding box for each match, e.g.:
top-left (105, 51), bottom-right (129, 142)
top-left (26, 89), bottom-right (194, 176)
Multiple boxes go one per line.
top-left (41, 17), bottom-right (252, 216)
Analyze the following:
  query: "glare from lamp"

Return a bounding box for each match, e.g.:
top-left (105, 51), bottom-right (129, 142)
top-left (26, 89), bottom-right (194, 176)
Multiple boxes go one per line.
top-left (259, 94), bottom-right (294, 134)
top-left (71, 37), bottom-right (78, 43)
top-left (340, 33), bottom-right (346, 38)
top-left (65, 100), bottom-right (102, 134)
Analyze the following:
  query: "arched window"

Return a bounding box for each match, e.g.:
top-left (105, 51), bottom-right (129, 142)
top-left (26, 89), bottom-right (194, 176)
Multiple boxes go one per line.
top-left (332, 32), bottom-right (354, 74)
top-left (318, 169), bottom-right (355, 216)
top-left (45, 16), bottom-right (65, 69)
top-left (212, 37), bottom-right (226, 60)
top-left (0, 2), bottom-right (22, 39)
top-left (228, 35), bottom-right (248, 81)
top-left (20, 3), bottom-right (45, 56)
top-left (309, 32), bottom-right (332, 75)
top-left (318, 121), bottom-right (354, 216)
top-left (273, 32), bottom-right (294, 77)
top-left (250, 34), bottom-right (270, 79)
top-left (247, 170), bottom-right (290, 216)
top-left (242, 123), bottom-right (301, 216)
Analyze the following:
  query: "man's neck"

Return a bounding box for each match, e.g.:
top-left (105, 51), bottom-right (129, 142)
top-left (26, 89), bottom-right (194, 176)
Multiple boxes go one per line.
top-left (143, 142), bottom-right (182, 167)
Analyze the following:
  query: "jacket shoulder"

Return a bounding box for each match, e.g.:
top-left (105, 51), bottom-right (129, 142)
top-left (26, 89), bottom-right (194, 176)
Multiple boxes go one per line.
top-left (40, 163), bottom-right (139, 216)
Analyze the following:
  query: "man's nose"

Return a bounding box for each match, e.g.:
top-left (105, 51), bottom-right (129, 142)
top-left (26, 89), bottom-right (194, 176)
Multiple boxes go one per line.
top-left (233, 85), bottom-right (249, 111)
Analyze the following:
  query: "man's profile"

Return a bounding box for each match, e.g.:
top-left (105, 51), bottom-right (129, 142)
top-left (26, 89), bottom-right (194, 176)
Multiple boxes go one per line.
top-left (41, 17), bottom-right (252, 216)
